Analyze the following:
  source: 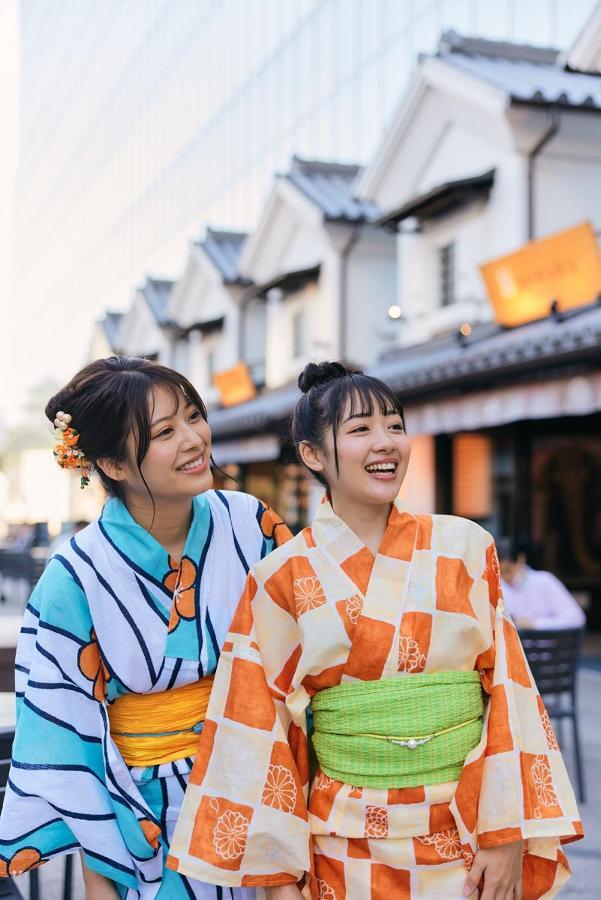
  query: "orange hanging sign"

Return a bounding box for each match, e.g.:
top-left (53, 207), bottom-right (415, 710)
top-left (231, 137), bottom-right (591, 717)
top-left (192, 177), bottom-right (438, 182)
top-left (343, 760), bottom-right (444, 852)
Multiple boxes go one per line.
top-left (480, 221), bottom-right (601, 327)
top-left (213, 362), bottom-right (257, 407)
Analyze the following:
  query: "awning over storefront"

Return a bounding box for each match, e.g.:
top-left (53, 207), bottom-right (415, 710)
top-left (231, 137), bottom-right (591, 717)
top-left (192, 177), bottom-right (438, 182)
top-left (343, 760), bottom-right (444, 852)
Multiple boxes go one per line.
top-left (207, 301), bottom-right (601, 440)
top-left (405, 371), bottom-right (601, 434)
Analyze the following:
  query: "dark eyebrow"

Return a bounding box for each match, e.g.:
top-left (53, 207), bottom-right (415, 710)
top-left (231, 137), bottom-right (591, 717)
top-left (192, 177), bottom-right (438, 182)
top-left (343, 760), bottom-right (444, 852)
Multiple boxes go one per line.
top-left (343, 409), bottom-right (399, 423)
top-left (343, 412), bottom-right (371, 423)
top-left (150, 415), bottom-right (173, 428)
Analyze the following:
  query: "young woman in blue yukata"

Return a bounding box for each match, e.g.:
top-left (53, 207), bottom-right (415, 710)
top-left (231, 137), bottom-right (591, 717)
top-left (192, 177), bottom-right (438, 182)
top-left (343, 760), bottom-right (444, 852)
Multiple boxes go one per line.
top-left (0, 356), bottom-right (291, 899)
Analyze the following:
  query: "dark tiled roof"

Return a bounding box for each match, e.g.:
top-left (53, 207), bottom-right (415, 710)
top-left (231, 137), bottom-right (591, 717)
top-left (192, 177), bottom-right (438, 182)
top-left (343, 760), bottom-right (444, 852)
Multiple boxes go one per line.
top-left (374, 302), bottom-right (601, 397)
top-left (208, 303), bottom-right (601, 438)
top-left (141, 277), bottom-right (174, 324)
top-left (286, 156), bottom-right (380, 223)
top-left (438, 30), bottom-right (601, 110)
top-left (200, 229), bottom-right (250, 285)
top-left (101, 312), bottom-right (123, 351)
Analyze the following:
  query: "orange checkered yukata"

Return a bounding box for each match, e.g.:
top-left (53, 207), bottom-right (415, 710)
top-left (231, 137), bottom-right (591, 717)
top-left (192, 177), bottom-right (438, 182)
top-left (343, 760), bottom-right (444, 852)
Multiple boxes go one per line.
top-left (168, 496), bottom-right (583, 898)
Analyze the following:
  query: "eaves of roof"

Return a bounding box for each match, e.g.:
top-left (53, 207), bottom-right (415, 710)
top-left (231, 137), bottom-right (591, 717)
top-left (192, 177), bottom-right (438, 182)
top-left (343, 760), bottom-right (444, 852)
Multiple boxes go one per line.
top-left (174, 316), bottom-right (225, 338)
top-left (240, 264), bottom-right (321, 303)
top-left (377, 169), bottom-right (495, 229)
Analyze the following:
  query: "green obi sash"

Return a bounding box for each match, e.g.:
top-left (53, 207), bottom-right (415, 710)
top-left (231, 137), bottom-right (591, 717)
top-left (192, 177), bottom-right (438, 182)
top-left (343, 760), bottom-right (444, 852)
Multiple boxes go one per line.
top-left (310, 671), bottom-right (484, 788)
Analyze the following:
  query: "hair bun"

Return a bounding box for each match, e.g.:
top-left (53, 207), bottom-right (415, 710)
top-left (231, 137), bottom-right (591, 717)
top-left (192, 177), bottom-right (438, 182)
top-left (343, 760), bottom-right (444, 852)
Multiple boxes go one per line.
top-left (297, 361), bottom-right (362, 394)
top-left (45, 388), bottom-right (74, 425)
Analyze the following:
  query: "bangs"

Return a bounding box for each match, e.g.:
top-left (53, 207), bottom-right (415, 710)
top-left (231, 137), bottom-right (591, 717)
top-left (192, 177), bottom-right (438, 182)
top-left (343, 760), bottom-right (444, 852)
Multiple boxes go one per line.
top-left (128, 366), bottom-right (208, 462)
top-left (331, 375), bottom-right (405, 432)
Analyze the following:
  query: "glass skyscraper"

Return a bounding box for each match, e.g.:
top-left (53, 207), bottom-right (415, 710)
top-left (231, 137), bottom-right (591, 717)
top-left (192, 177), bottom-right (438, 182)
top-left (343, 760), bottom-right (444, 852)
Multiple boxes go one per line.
top-left (15, 0), bottom-right (598, 383)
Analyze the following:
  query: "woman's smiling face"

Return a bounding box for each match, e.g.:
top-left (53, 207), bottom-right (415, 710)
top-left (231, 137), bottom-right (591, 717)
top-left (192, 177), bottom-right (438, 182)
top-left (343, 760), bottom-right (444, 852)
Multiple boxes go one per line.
top-left (120, 386), bottom-right (213, 503)
top-left (304, 392), bottom-right (411, 508)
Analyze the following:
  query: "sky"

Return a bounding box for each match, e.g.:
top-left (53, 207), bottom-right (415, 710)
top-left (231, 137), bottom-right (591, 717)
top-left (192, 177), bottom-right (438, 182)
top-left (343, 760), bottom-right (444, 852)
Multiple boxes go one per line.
top-left (0, 0), bottom-right (19, 431)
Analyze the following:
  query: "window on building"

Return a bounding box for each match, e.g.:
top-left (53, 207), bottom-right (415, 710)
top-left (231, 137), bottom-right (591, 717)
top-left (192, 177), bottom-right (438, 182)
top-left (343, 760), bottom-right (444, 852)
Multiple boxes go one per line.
top-left (440, 243), bottom-right (455, 307)
top-left (292, 310), bottom-right (305, 359)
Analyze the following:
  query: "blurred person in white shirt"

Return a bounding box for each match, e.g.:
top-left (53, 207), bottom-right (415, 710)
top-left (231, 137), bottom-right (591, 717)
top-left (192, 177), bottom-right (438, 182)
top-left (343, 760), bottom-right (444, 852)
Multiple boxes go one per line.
top-left (498, 539), bottom-right (586, 631)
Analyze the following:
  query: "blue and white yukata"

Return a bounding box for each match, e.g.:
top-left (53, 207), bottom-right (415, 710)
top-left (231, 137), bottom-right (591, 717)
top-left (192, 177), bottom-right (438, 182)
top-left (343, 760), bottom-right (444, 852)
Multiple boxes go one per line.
top-left (0, 490), bottom-right (290, 898)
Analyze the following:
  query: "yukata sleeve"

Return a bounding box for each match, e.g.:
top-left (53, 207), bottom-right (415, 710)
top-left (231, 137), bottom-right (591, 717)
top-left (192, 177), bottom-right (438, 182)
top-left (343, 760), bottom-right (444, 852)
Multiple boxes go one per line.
top-left (168, 555), bottom-right (311, 889)
top-left (450, 535), bottom-right (583, 894)
top-left (255, 497), bottom-right (294, 553)
top-left (0, 559), bottom-right (161, 891)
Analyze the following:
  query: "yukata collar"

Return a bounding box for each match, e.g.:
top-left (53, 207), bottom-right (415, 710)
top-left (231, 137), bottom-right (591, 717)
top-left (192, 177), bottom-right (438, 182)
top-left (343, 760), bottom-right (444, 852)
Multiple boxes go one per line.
top-left (99, 493), bottom-right (210, 579)
top-left (312, 491), bottom-right (416, 558)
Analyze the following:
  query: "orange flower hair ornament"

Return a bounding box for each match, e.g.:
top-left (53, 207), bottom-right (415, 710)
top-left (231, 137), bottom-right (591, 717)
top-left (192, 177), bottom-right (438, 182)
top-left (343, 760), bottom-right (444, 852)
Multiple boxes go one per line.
top-left (52, 411), bottom-right (91, 489)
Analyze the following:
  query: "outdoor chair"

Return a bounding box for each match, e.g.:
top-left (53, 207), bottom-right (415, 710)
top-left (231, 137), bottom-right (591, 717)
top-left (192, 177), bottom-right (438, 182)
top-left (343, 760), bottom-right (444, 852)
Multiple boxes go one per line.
top-left (0, 729), bottom-right (73, 900)
top-left (518, 627), bottom-right (585, 803)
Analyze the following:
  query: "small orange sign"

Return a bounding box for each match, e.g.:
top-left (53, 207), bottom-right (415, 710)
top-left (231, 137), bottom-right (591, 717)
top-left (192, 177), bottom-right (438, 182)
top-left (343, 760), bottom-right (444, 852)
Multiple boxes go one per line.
top-left (213, 362), bottom-right (256, 407)
top-left (480, 221), bottom-right (601, 327)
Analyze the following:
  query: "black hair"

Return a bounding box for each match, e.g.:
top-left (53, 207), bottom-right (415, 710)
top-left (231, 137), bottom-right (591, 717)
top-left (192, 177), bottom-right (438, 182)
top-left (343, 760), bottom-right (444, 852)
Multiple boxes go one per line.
top-left (291, 361), bottom-right (406, 488)
top-left (496, 537), bottom-right (530, 562)
top-left (45, 356), bottom-right (209, 504)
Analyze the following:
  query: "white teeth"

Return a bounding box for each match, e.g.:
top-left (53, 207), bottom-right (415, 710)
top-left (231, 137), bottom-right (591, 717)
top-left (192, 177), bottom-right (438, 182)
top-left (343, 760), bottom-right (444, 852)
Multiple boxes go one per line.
top-left (180, 456), bottom-right (203, 471)
top-left (365, 463), bottom-right (397, 473)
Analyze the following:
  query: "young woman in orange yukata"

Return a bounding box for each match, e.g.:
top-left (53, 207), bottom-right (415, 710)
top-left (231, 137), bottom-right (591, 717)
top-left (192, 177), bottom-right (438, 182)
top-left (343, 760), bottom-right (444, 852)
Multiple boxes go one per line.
top-left (169, 361), bottom-right (582, 900)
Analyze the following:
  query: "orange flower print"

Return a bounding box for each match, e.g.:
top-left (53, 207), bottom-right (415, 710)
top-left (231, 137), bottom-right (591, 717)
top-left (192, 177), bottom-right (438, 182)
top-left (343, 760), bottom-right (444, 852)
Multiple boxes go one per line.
top-left (140, 818), bottom-right (161, 850)
top-left (212, 803), bottom-right (250, 862)
top-left (345, 595), bottom-right (363, 625)
top-left (416, 828), bottom-right (462, 860)
top-left (78, 628), bottom-right (111, 702)
top-left (312, 771), bottom-right (334, 792)
top-left (531, 755), bottom-right (559, 817)
top-left (364, 806), bottom-right (388, 838)
top-left (258, 503), bottom-right (292, 547)
top-left (262, 764), bottom-right (297, 813)
top-left (0, 847), bottom-right (43, 877)
top-left (397, 635), bottom-right (426, 673)
top-left (540, 707), bottom-right (560, 752)
top-left (164, 557), bottom-right (198, 632)
top-left (317, 879), bottom-right (337, 900)
top-left (293, 576), bottom-right (326, 616)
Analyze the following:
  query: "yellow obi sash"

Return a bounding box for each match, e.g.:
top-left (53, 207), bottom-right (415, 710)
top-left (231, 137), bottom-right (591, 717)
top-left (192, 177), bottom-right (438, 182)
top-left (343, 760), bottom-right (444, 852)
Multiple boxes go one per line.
top-left (108, 676), bottom-right (214, 767)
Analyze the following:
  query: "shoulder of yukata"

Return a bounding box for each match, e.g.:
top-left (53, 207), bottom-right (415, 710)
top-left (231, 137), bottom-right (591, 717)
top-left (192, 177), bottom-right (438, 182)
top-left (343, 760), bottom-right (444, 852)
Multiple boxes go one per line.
top-left (28, 555), bottom-right (94, 642)
top-left (430, 511), bottom-right (493, 544)
top-left (246, 529), bottom-right (309, 601)
top-left (218, 488), bottom-right (293, 548)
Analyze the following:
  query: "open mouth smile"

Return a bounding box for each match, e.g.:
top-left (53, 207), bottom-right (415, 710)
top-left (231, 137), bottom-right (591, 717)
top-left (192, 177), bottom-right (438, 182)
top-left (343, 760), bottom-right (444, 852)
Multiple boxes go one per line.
top-left (364, 460), bottom-right (398, 479)
top-left (178, 454), bottom-right (207, 474)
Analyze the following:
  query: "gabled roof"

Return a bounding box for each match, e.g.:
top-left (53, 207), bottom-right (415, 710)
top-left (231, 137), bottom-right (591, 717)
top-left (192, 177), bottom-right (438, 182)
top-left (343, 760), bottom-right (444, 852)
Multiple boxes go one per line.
top-left (285, 156), bottom-right (379, 223)
top-left (378, 169), bottom-right (495, 229)
top-left (563, 0), bottom-right (601, 73)
top-left (199, 228), bottom-right (250, 285)
top-left (438, 29), bottom-right (601, 110)
top-left (101, 312), bottom-right (123, 351)
top-left (140, 277), bottom-right (174, 324)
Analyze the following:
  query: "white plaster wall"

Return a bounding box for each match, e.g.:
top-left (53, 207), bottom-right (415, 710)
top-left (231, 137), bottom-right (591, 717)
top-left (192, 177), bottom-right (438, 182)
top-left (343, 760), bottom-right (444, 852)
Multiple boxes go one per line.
top-left (535, 153), bottom-right (601, 239)
top-left (243, 297), bottom-right (267, 380)
top-left (265, 284), bottom-right (319, 388)
top-left (370, 86), bottom-right (512, 212)
top-left (247, 205), bottom-right (323, 285)
top-left (345, 231), bottom-right (398, 366)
